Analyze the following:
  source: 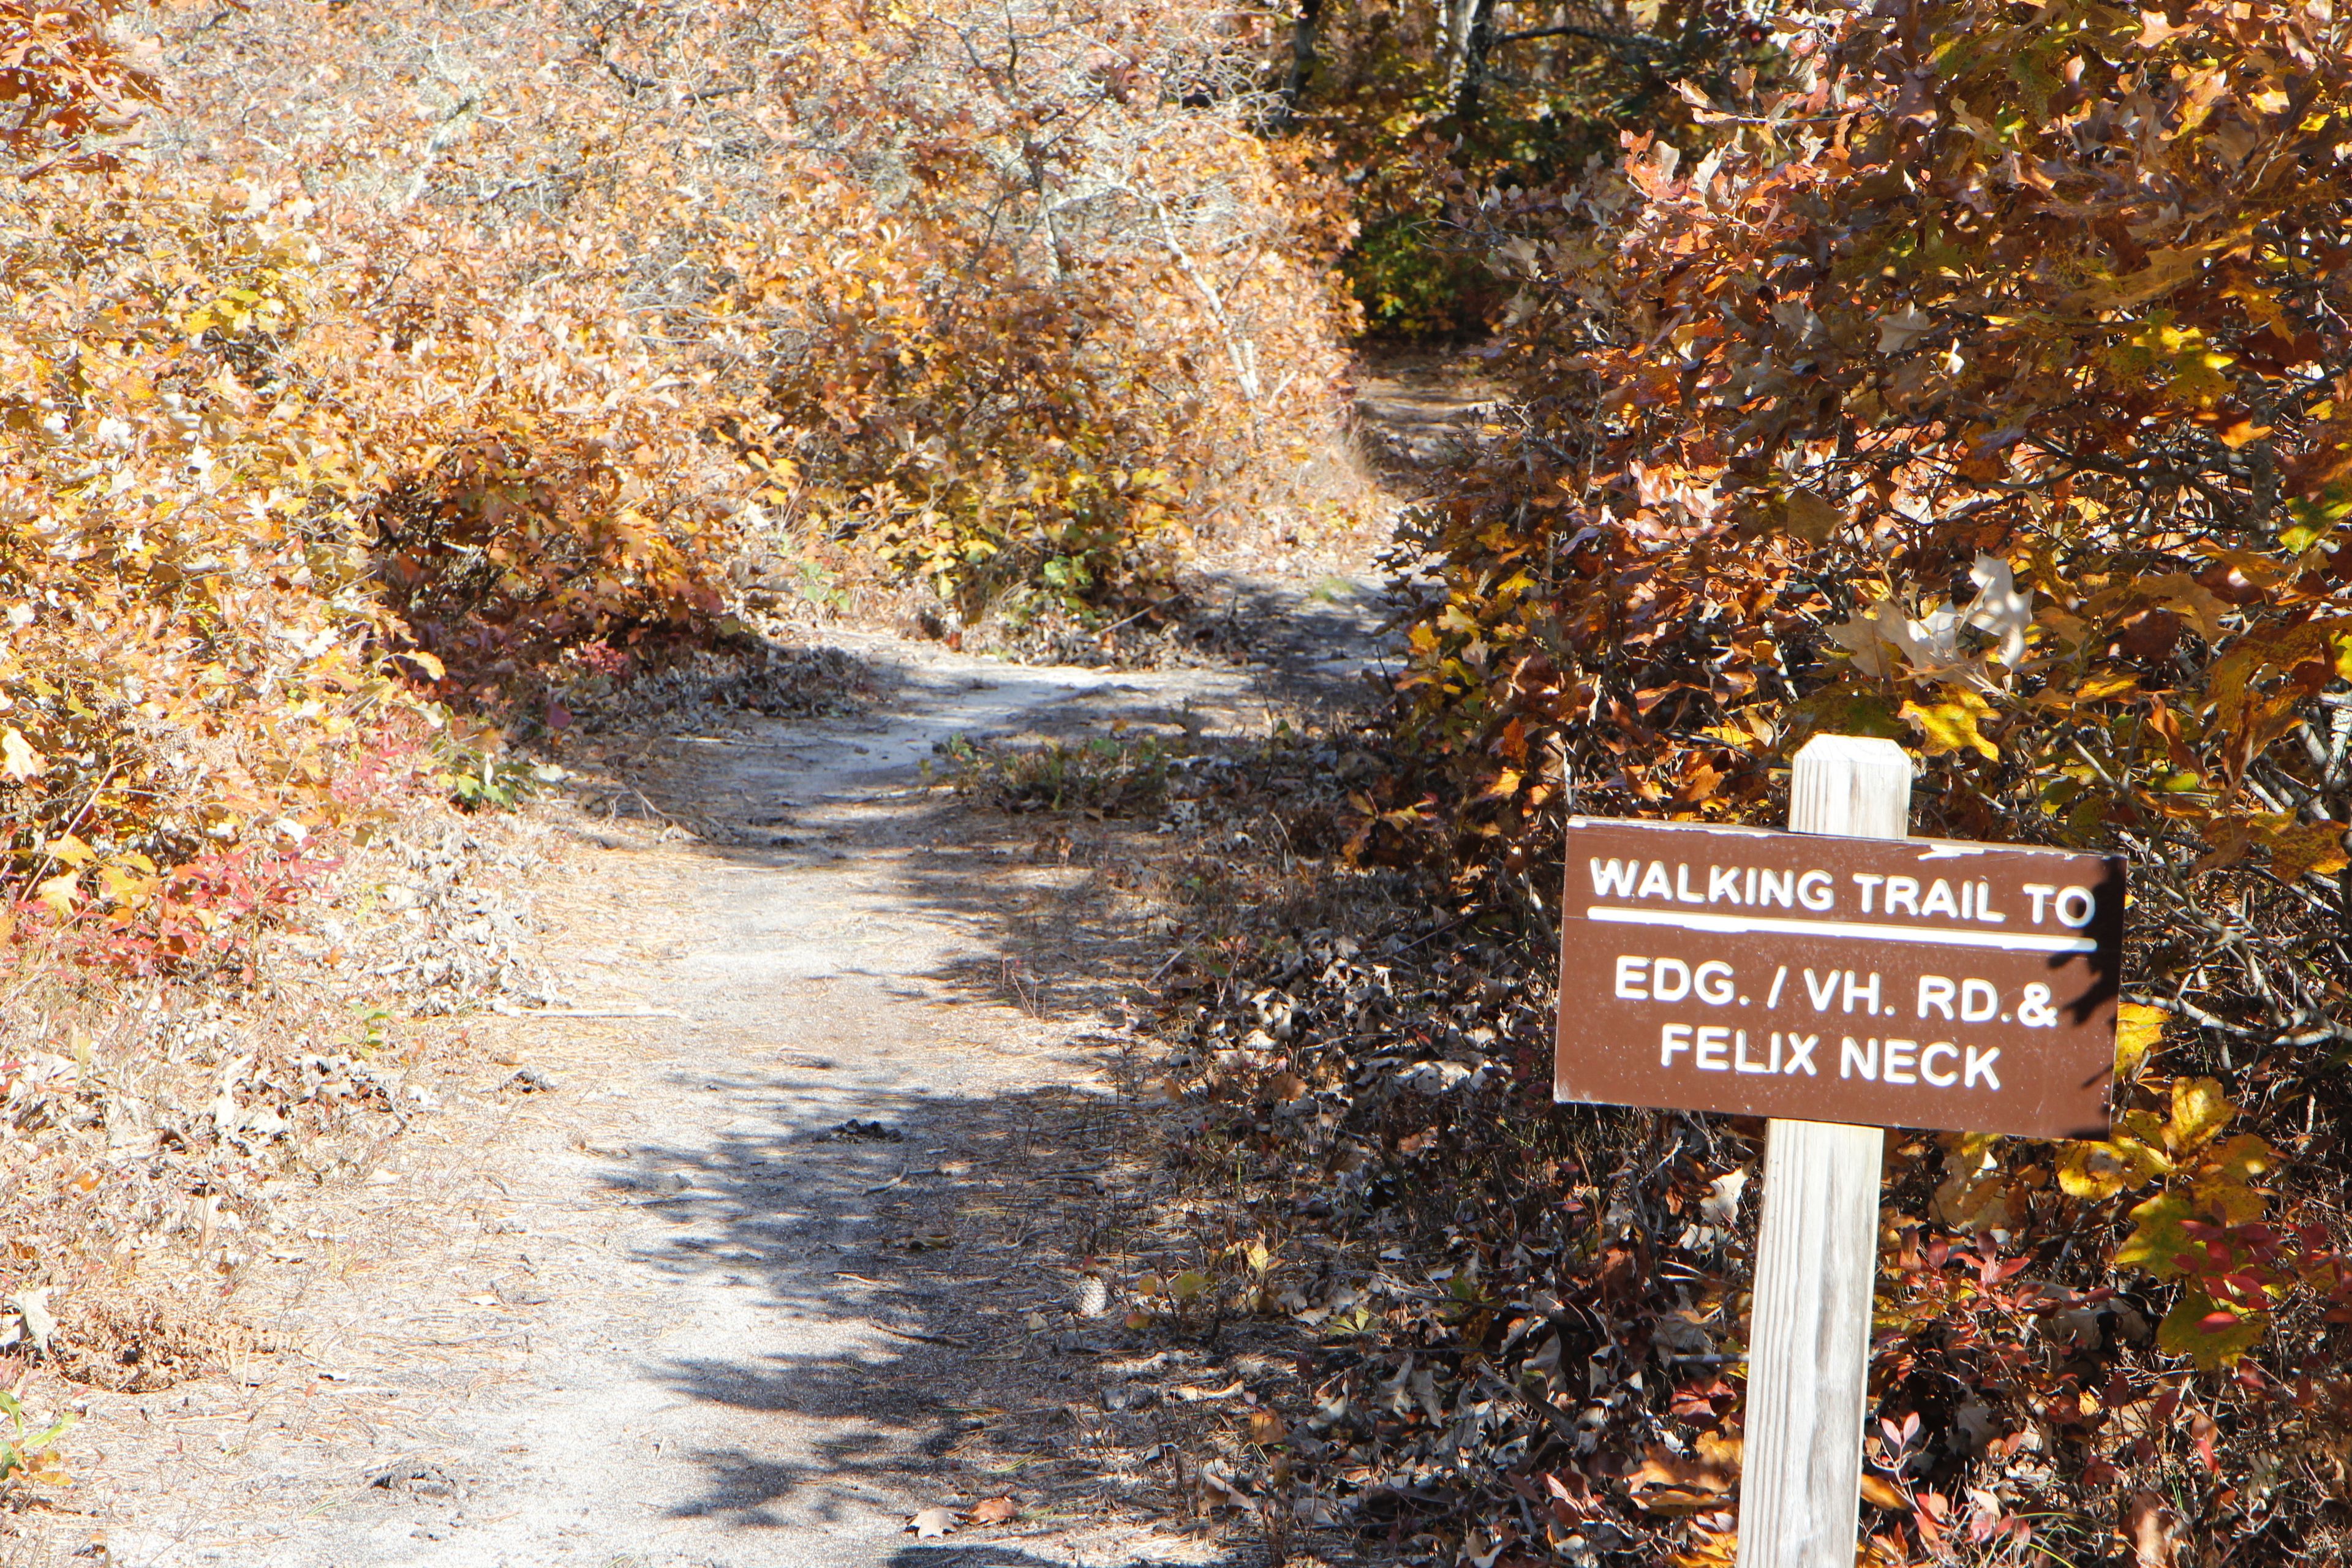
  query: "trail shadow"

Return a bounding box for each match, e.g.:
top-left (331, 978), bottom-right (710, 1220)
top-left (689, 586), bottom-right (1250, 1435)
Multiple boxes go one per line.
top-left (530, 618), bottom-right (1382, 1561)
top-left (1351, 342), bottom-right (1504, 474)
top-left (597, 1072), bottom-right (1265, 1547)
top-left (1172, 570), bottom-right (1400, 699)
top-left (889, 1550), bottom-right (1171, 1566)
top-left (549, 607), bottom-right (1391, 854)
top-left (549, 631), bottom-right (1381, 1030)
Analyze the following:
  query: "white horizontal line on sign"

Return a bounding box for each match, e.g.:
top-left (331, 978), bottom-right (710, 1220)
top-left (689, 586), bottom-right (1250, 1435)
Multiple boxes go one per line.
top-left (1584, 905), bottom-right (2099, 954)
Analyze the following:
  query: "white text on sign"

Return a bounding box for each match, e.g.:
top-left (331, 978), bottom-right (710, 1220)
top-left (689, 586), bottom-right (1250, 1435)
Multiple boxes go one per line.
top-left (1585, 857), bottom-right (2104, 956)
top-left (1611, 957), bottom-right (2062, 1028)
top-left (1651, 1025), bottom-right (2002, 1090)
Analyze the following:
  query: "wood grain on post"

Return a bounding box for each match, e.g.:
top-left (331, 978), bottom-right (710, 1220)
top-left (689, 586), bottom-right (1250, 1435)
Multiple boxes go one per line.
top-left (1735, 734), bottom-right (1913, 1568)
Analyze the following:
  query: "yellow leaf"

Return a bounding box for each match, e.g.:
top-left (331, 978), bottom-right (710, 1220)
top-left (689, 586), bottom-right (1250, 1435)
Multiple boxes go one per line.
top-left (1900, 692), bottom-right (1999, 760)
top-left (1629, 1435), bottom-right (1740, 1514)
top-left (2190, 1167), bottom-right (2267, 1226)
top-left (1932, 1131), bottom-right (2010, 1231)
top-left (1480, 768), bottom-right (1523, 801)
top-left (1665, 1531), bottom-right (1740, 1568)
top-left (34, 872), bottom-right (80, 918)
top-left (42, 834), bottom-right (96, 868)
top-left (2182, 1131), bottom-right (2277, 1226)
top-left (2166, 1076), bottom-right (2234, 1153)
top-left (2204, 1131), bottom-right (2275, 1185)
top-left (2115, 1002), bottom-right (2167, 1082)
top-left (2057, 1136), bottom-right (2168, 1200)
top-left (0, 726), bottom-right (42, 780)
top-left (2074, 672), bottom-right (2143, 704)
top-left (1858, 1474), bottom-right (1909, 1510)
top-left (2261, 821), bottom-right (2349, 884)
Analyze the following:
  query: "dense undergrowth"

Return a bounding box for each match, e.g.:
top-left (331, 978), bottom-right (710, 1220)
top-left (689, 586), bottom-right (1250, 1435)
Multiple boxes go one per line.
top-left (2, 0), bottom-right (1369, 929)
top-left (1284, 0), bottom-right (1755, 338)
top-left (12, 0), bottom-right (2352, 1560)
top-left (1142, 1), bottom-right (2352, 1564)
top-left (0, 0), bottom-right (1362, 1505)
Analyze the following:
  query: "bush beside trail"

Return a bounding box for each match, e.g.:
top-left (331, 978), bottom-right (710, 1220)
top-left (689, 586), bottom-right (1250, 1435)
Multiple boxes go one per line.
top-left (4, 0), bottom-right (1373, 929)
top-left (1186, 2), bottom-right (2352, 1562)
top-left (0, 0), bottom-right (1366, 1501)
top-left (143, 0), bottom-right (1369, 635)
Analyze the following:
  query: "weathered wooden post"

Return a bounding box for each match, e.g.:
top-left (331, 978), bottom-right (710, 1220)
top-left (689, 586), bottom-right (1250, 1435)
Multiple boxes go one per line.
top-left (1553, 733), bottom-right (2125, 1568)
top-left (1736, 735), bottom-right (1910, 1568)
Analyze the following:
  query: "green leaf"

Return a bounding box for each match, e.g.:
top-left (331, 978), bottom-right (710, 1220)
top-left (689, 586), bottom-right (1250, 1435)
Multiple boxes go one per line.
top-left (2116, 1192), bottom-right (2196, 1279)
top-left (2156, 1283), bottom-right (2266, 1370)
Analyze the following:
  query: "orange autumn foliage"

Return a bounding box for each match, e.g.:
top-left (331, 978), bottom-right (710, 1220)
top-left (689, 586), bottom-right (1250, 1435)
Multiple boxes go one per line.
top-left (1366, 0), bottom-right (2352, 1553)
top-left (0, 0), bottom-right (157, 173)
top-left (1, 0), bottom-right (1364, 946)
top-left (143, 0), bottom-right (1363, 621)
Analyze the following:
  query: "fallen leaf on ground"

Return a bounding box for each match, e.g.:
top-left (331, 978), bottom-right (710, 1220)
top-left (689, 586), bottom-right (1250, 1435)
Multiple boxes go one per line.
top-left (1196, 1461), bottom-right (1251, 1509)
top-left (969, 1495), bottom-right (1020, 1524)
top-left (908, 1506), bottom-right (957, 1539)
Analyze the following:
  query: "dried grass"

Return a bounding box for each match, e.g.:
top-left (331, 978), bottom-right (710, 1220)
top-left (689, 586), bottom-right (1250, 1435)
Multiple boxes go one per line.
top-left (49, 1288), bottom-right (257, 1395)
top-left (0, 798), bottom-right (554, 1428)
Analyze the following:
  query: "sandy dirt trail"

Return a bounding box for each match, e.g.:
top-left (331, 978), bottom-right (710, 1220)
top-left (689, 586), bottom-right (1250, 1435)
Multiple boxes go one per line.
top-left (28, 341), bottom-right (1504, 1568)
top-left (54, 596), bottom-right (1386, 1568)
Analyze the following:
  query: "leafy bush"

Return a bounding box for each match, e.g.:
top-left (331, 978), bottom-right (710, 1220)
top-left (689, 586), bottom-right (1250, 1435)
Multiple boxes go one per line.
top-left (0, 0), bottom-right (157, 173)
top-left (1358, 0), bottom-right (2352, 1557)
top-left (1, 0), bottom-right (1374, 926)
top-left (1347, 206), bottom-right (1499, 340)
top-left (1, 186), bottom-right (413, 946)
top-left (0, 1385), bottom-right (70, 1489)
top-left (140, 0), bottom-right (1366, 631)
top-left (1281, 0), bottom-right (1752, 340)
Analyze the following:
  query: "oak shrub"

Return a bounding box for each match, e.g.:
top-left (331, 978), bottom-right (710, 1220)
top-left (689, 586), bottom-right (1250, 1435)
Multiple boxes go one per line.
top-left (2, 0), bottom-right (1363, 947)
top-left (1372, 0), bottom-right (2352, 1557)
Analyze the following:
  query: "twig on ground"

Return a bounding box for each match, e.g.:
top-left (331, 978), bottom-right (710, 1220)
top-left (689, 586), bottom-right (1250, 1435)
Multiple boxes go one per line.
top-left (875, 1324), bottom-right (973, 1348)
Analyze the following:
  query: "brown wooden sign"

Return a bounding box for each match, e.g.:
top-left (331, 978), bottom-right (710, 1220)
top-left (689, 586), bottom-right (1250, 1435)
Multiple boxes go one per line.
top-left (1555, 816), bottom-right (2124, 1139)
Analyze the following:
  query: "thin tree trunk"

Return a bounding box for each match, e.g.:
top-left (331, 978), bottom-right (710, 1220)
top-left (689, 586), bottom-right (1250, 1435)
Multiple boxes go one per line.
top-left (1451, 0), bottom-right (1498, 119)
top-left (1278, 0), bottom-right (1324, 126)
